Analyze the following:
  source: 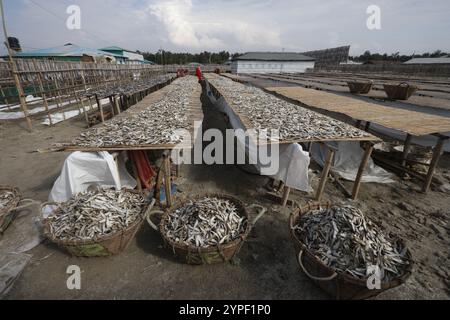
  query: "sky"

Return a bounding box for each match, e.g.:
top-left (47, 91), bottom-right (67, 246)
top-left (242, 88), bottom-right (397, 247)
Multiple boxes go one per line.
top-left (1, 0), bottom-right (450, 56)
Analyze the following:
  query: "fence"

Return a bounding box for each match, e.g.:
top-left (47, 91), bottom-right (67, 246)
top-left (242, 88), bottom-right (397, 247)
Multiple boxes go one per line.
top-left (0, 59), bottom-right (170, 130)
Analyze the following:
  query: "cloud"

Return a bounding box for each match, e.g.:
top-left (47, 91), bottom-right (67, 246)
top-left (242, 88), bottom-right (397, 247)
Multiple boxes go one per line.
top-left (147, 0), bottom-right (281, 50)
top-left (2, 0), bottom-right (449, 55)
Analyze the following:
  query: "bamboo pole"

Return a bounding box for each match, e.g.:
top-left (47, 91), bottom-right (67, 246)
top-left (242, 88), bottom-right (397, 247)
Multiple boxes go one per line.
top-left (422, 136), bottom-right (446, 193)
top-left (164, 153), bottom-right (172, 208)
top-left (281, 186), bottom-right (291, 207)
top-left (0, 86), bottom-right (11, 111)
top-left (0, 0), bottom-right (32, 131)
top-left (401, 134), bottom-right (413, 167)
top-left (351, 143), bottom-right (374, 200)
top-left (32, 59), bottom-right (53, 125)
top-left (315, 147), bottom-right (335, 202)
top-left (95, 94), bottom-right (105, 122)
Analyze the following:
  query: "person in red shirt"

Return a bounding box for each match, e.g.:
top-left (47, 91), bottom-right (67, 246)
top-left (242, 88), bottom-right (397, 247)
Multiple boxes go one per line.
top-left (195, 66), bottom-right (203, 82)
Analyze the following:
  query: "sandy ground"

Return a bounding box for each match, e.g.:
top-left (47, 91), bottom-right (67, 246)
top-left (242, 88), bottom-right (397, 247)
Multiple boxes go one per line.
top-left (0, 90), bottom-right (449, 300)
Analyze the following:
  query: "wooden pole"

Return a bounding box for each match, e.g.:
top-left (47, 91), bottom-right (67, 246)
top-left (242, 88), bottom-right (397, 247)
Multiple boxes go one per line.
top-left (0, 0), bottom-right (32, 131)
top-left (351, 143), bottom-right (374, 200)
top-left (315, 147), bottom-right (335, 202)
top-left (164, 153), bottom-right (172, 208)
top-left (96, 94), bottom-right (105, 122)
top-left (422, 136), bottom-right (446, 193)
top-left (32, 59), bottom-right (53, 125)
top-left (0, 86), bottom-right (11, 111)
top-left (401, 133), bottom-right (413, 167)
top-left (52, 78), bottom-right (66, 120)
top-left (281, 186), bottom-right (291, 207)
top-left (80, 97), bottom-right (89, 125)
top-left (114, 95), bottom-right (121, 114)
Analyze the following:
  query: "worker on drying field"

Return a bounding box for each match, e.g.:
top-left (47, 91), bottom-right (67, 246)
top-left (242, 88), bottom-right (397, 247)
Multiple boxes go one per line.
top-left (196, 66), bottom-right (203, 82)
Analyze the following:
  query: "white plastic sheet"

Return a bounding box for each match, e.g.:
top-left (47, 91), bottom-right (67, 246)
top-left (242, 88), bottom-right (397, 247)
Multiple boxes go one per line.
top-left (311, 141), bottom-right (395, 183)
top-left (48, 151), bottom-right (137, 203)
top-left (205, 81), bottom-right (311, 192)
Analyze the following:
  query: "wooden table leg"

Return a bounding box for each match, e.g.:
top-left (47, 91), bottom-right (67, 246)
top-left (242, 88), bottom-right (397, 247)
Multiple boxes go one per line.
top-left (315, 147), bottom-right (335, 202)
top-left (96, 95), bottom-right (105, 123)
top-left (351, 142), bottom-right (374, 200)
top-left (164, 154), bottom-right (172, 208)
top-left (281, 186), bottom-right (291, 207)
top-left (114, 96), bottom-right (121, 114)
top-left (401, 134), bottom-right (413, 167)
top-left (422, 136), bottom-right (446, 193)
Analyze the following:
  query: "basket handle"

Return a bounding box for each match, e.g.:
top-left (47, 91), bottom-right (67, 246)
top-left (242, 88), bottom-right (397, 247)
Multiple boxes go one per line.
top-left (146, 209), bottom-right (164, 232)
top-left (246, 204), bottom-right (267, 226)
top-left (297, 250), bottom-right (338, 281)
top-left (12, 199), bottom-right (41, 212)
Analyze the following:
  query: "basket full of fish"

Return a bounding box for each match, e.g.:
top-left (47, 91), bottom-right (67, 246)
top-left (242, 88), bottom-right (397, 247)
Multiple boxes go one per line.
top-left (383, 82), bottom-right (418, 100)
top-left (290, 203), bottom-right (412, 300)
top-left (347, 80), bottom-right (373, 94)
top-left (42, 188), bottom-right (155, 257)
top-left (147, 194), bottom-right (266, 265)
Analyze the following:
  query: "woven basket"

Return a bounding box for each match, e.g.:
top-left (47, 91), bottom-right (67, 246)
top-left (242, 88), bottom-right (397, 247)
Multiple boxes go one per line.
top-left (0, 186), bottom-right (21, 227)
top-left (383, 83), bottom-right (418, 100)
top-left (289, 203), bottom-right (413, 300)
top-left (347, 81), bottom-right (373, 94)
top-left (42, 192), bottom-right (154, 257)
top-left (147, 194), bottom-right (265, 265)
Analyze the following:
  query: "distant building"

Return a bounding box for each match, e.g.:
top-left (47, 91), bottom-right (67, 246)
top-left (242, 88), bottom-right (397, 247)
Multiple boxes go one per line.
top-left (10, 43), bottom-right (124, 63)
top-left (302, 45), bottom-right (350, 68)
top-left (404, 57), bottom-right (450, 65)
top-left (232, 52), bottom-right (315, 74)
top-left (99, 46), bottom-right (149, 65)
top-left (8, 43), bottom-right (155, 65)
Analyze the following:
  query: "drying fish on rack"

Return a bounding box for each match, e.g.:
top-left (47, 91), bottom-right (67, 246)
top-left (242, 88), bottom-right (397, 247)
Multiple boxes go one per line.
top-left (292, 205), bottom-right (411, 282)
top-left (163, 197), bottom-right (247, 248)
top-left (85, 74), bottom-right (176, 98)
top-left (67, 76), bottom-right (198, 147)
top-left (207, 76), bottom-right (370, 142)
top-left (45, 188), bottom-right (146, 241)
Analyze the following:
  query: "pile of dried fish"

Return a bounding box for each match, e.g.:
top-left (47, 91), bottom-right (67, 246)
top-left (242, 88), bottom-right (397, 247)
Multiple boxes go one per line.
top-left (207, 76), bottom-right (370, 141)
top-left (46, 188), bottom-right (146, 241)
top-left (70, 76), bottom-right (198, 147)
top-left (0, 190), bottom-right (16, 211)
top-left (163, 197), bottom-right (247, 248)
top-left (293, 205), bottom-right (410, 282)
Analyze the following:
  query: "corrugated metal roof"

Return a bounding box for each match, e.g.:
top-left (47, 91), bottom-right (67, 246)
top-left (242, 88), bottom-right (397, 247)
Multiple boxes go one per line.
top-left (13, 44), bottom-right (123, 58)
top-left (100, 46), bottom-right (137, 53)
top-left (404, 57), bottom-right (450, 64)
top-left (234, 52), bottom-right (315, 61)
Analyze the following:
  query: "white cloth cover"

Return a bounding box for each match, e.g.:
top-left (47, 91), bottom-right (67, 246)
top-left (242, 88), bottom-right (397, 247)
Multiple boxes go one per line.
top-left (49, 151), bottom-right (136, 203)
top-left (311, 141), bottom-right (395, 183)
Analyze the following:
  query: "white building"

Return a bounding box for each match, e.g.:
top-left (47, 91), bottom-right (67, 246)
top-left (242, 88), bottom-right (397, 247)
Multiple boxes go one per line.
top-left (231, 52), bottom-right (315, 74)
